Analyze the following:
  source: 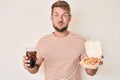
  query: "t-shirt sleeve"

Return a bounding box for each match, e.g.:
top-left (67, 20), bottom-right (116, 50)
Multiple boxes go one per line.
top-left (35, 39), bottom-right (44, 65)
top-left (80, 46), bottom-right (88, 60)
top-left (79, 39), bottom-right (88, 60)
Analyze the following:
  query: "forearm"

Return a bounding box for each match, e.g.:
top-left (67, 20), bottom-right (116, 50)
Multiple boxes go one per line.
top-left (28, 64), bottom-right (40, 74)
top-left (85, 67), bottom-right (98, 76)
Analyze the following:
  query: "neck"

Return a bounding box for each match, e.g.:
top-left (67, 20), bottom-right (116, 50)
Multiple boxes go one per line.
top-left (53, 30), bottom-right (69, 37)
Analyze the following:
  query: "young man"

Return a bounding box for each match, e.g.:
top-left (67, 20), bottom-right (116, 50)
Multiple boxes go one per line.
top-left (23, 0), bottom-right (103, 80)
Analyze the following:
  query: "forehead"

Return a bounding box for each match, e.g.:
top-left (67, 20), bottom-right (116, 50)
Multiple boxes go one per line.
top-left (52, 7), bottom-right (70, 14)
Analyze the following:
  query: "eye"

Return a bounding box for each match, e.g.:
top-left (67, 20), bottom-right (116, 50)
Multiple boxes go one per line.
top-left (62, 14), bottom-right (69, 18)
top-left (53, 13), bottom-right (59, 17)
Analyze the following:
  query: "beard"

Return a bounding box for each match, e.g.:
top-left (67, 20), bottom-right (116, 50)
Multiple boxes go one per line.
top-left (53, 24), bottom-right (68, 32)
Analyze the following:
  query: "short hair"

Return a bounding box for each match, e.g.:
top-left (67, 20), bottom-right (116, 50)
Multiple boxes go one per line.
top-left (51, 0), bottom-right (71, 14)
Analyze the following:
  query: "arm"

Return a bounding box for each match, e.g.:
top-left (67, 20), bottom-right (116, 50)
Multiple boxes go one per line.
top-left (85, 55), bottom-right (104, 76)
top-left (85, 68), bottom-right (98, 76)
top-left (84, 56), bottom-right (104, 76)
top-left (80, 53), bottom-right (104, 76)
top-left (23, 56), bottom-right (43, 74)
top-left (27, 63), bottom-right (41, 74)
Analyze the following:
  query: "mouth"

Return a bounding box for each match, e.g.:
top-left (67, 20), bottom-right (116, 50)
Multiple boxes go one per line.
top-left (58, 22), bottom-right (64, 27)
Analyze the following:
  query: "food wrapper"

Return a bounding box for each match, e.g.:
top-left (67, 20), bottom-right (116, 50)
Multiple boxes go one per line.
top-left (80, 39), bottom-right (102, 69)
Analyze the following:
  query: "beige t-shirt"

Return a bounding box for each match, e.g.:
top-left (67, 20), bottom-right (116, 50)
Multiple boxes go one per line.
top-left (36, 32), bottom-right (86, 80)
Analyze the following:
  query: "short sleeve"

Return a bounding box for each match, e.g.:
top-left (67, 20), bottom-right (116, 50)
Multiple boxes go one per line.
top-left (79, 40), bottom-right (88, 60)
top-left (35, 39), bottom-right (44, 65)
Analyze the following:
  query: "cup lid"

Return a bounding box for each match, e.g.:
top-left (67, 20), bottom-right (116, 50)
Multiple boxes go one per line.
top-left (85, 39), bottom-right (102, 58)
top-left (25, 47), bottom-right (35, 51)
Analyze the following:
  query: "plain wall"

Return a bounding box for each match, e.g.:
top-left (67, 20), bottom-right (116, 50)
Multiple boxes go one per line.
top-left (0, 0), bottom-right (120, 80)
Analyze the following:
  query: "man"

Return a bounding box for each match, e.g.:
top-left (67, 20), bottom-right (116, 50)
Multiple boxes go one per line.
top-left (23, 0), bottom-right (103, 80)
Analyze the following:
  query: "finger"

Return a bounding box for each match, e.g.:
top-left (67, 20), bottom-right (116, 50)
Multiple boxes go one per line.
top-left (99, 61), bottom-right (103, 65)
top-left (101, 55), bottom-right (104, 59)
top-left (23, 55), bottom-right (28, 59)
top-left (80, 54), bottom-right (88, 60)
top-left (24, 63), bottom-right (30, 69)
top-left (23, 61), bottom-right (30, 69)
top-left (23, 59), bottom-right (30, 64)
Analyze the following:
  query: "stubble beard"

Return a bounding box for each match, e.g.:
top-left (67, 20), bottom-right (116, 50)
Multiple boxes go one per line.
top-left (53, 24), bottom-right (68, 32)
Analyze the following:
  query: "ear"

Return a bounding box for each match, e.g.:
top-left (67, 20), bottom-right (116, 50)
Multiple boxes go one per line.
top-left (69, 15), bottom-right (72, 22)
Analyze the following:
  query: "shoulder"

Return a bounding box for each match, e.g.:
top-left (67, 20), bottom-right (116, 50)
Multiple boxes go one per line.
top-left (69, 32), bottom-right (86, 42)
top-left (39, 32), bottom-right (54, 40)
top-left (36, 33), bottom-right (53, 45)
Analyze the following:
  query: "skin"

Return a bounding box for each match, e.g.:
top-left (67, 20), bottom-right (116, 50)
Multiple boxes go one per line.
top-left (23, 7), bottom-right (103, 76)
top-left (51, 7), bottom-right (71, 37)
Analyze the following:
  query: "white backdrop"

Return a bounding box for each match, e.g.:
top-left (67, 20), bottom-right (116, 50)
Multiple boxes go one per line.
top-left (0, 0), bottom-right (120, 80)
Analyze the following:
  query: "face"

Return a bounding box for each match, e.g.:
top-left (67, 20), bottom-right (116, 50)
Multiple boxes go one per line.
top-left (51, 7), bottom-right (71, 32)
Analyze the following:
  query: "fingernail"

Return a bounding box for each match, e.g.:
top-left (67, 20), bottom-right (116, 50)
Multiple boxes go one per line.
top-left (26, 56), bottom-right (28, 59)
top-left (27, 60), bottom-right (30, 63)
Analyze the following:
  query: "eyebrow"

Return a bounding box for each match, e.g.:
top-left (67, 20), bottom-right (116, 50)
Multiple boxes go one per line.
top-left (53, 12), bottom-right (69, 15)
top-left (53, 12), bottom-right (58, 14)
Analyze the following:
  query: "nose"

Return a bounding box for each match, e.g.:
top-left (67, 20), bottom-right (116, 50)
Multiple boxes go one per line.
top-left (58, 16), bottom-right (63, 22)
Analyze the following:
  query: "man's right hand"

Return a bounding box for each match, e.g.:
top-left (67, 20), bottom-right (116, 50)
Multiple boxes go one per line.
top-left (23, 55), bottom-right (41, 74)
